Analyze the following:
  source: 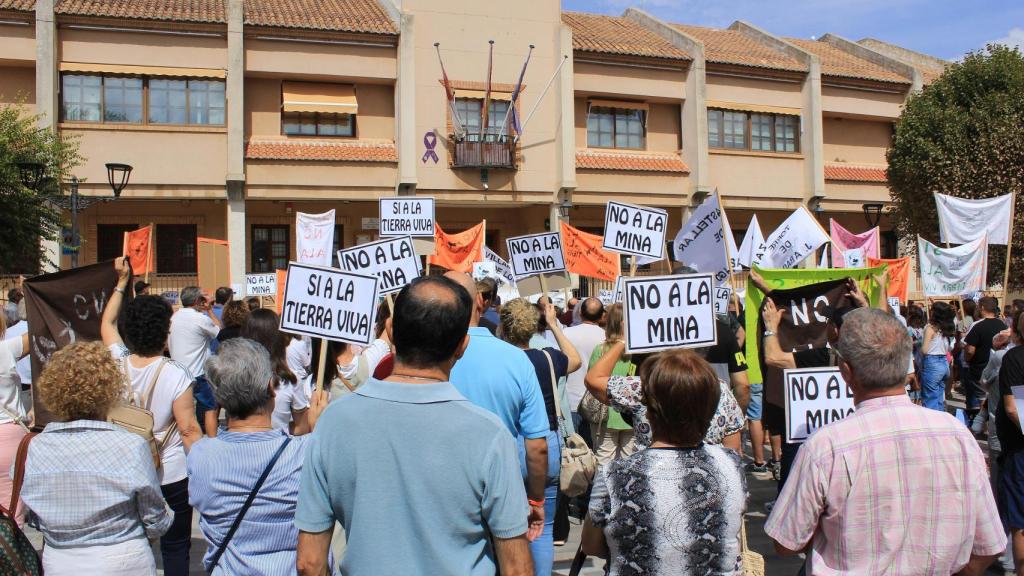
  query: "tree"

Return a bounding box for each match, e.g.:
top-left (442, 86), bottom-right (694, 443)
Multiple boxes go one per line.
top-left (0, 104), bottom-right (81, 273)
top-left (888, 44), bottom-right (1024, 289)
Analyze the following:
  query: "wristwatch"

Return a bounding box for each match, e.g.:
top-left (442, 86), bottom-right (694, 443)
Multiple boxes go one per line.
top-left (763, 330), bottom-right (776, 337)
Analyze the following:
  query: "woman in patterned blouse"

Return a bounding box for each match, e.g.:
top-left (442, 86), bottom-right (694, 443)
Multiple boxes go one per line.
top-left (581, 349), bottom-right (747, 575)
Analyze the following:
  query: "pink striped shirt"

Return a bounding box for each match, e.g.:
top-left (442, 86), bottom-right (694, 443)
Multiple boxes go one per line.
top-left (764, 394), bottom-right (1005, 575)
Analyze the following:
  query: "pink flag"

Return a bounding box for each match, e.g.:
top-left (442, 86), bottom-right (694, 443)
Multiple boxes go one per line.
top-left (830, 219), bottom-right (879, 268)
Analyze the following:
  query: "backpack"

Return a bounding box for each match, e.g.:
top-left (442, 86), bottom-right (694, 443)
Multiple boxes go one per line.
top-left (107, 357), bottom-right (177, 470)
top-left (0, 432), bottom-right (41, 576)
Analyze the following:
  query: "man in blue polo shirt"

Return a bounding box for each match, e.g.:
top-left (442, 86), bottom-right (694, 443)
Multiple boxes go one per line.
top-left (446, 271), bottom-right (551, 542)
top-left (295, 276), bottom-right (532, 576)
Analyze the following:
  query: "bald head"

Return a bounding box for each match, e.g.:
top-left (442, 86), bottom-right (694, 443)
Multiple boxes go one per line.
top-left (444, 271), bottom-right (481, 325)
top-left (581, 297), bottom-right (604, 323)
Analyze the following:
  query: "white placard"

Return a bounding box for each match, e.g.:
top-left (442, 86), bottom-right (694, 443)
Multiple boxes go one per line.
top-left (603, 201), bottom-right (668, 260)
top-left (337, 236), bottom-right (421, 296)
top-left (714, 284), bottom-right (733, 315)
top-left (672, 192), bottom-right (735, 286)
top-left (783, 367), bottom-right (855, 443)
top-left (613, 276), bottom-right (625, 303)
top-left (843, 247), bottom-right (865, 268)
top-left (296, 210), bottom-right (336, 266)
top-left (622, 273), bottom-right (717, 353)
top-left (244, 273), bottom-right (277, 297)
top-left (279, 262), bottom-right (379, 345)
top-left (506, 232), bottom-right (567, 280)
top-left (598, 289), bottom-right (615, 305)
top-left (753, 207), bottom-right (830, 269)
top-left (484, 246), bottom-right (516, 286)
top-left (472, 261), bottom-right (499, 282)
top-left (379, 197), bottom-right (436, 238)
top-left (887, 296), bottom-right (901, 316)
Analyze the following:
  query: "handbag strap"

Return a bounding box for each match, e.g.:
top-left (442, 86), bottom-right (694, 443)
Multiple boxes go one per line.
top-left (2, 431), bottom-right (37, 516)
top-left (207, 436), bottom-right (292, 573)
top-left (0, 404), bottom-right (29, 434)
top-left (539, 349), bottom-right (563, 423)
top-left (740, 518), bottom-right (750, 553)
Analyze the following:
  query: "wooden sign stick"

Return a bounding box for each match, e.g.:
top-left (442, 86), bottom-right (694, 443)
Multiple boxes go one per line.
top-left (314, 338), bottom-right (329, 395)
top-left (629, 255), bottom-right (638, 278)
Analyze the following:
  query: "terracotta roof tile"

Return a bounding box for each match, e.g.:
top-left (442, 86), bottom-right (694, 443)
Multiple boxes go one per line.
top-left (244, 0), bottom-right (397, 35)
top-left (787, 38), bottom-right (910, 84)
top-left (246, 138), bottom-right (397, 162)
top-left (576, 149), bottom-right (689, 173)
top-left (824, 163), bottom-right (887, 183)
top-left (672, 24), bottom-right (806, 72)
top-left (858, 38), bottom-right (948, 84)
top-left (0, 0), bottom-right (34, 11)
top-left (563, 12), bottom-right (690, 62)
top-left (55, 0), bottom-right (225, 24)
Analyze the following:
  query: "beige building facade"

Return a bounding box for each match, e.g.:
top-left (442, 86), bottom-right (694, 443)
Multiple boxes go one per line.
top-left (0, 0), bottom-right (947, 290)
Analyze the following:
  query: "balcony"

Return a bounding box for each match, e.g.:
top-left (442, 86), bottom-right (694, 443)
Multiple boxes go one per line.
top-left (450, 133), bottom-right (517, 169)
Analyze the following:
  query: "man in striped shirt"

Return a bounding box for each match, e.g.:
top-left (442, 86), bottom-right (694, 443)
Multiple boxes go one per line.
top-left (765, 308), bottom-right (1005, 575)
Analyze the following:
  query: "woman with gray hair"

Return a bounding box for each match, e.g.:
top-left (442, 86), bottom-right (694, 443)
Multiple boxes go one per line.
top-left (187, 338), bottom-right (328, 575)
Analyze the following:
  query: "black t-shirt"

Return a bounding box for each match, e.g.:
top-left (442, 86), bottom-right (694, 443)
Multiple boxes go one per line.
top-left (216, 325), bottom-right (242, 343)
top-left (966, 318), bottom-right (1005, 378)
top-left (793, 346), bottom-right (832, 369)
top-left (706, 318), bottom-right (748, 382)
top-left (479, 316), bottom-right (498, 336)
top-left (525, 347), bottom-right (569, 431)
top-left (997, 346), bottom-right (1024, 455)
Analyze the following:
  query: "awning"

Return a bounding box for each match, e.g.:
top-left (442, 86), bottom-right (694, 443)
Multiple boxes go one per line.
top-left (453, 89), bottom-right (511, 101)
top-left (59, 62), bottom-right (226, 79)
top-left (707, 100), bottom-right (801, 116)
top-left (587, 99), bottom-right (649, 113)
top-left (282, 82), bottom-right (358, 114)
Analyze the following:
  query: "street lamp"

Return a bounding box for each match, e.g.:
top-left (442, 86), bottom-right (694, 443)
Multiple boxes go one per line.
top-left (862, 203), bottom-right (884, 228)
top-left (557, 198), bottom-right (572, 219)
top-left (106, 163), bottom-right (132, 198)
top-left (17, 162), bottom-right (44, 192)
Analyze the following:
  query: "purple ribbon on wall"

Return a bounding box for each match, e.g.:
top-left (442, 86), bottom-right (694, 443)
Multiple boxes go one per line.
top-left (422, 131), bottom-right (439, 164)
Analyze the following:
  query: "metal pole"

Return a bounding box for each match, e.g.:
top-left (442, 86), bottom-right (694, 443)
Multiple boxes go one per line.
top-left (70, 176), bottom-right (79, 268)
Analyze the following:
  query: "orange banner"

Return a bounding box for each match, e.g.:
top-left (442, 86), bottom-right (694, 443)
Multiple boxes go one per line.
top-left (430, 222), bottom-right (485, 273)
top-left (276, 269), bottom-right (287, 314)
top-left (560, 222), bottom-right (618, 281)
top-left (122, 225), bottom-right (152, 275)
top-left (867, 256), bottom-right (910, 303)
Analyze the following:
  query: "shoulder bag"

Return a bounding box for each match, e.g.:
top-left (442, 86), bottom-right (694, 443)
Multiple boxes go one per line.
top-left (107, 357), bottom-right (177, 469)
top-left (540, 350), bottom-right (598, 498)
top-left (740, 518), bottom-right (765, 575)
top-left (206, 436), bottom-right (292, 574)
top-left (0, 432), bottom-right (41, 576)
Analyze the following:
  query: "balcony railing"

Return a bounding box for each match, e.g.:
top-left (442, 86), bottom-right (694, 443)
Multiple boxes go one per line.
top-left (451, 133), bottom-right (516, 169)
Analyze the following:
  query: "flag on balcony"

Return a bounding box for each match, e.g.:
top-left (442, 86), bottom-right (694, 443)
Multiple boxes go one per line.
top-left (122, 225), bottom-right (153, 275)
top-left (830, 219), bottom-right (879, 268)
top-left (434, 43), bottom-right (465, 137)
top-left (560, 222), bottom-right (618, 281)
top-left (867, 256), bottom-right (911, 303)
top-left (430, 222), bottom-right (486, 273)
top-left (507, 46), bottom-right (533, 136)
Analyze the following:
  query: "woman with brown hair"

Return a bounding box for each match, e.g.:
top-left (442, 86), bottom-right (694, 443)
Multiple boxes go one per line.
top-left (216, 300), bottom-right (249, 344)
top-left (582, 350), bottom-right (746, 575)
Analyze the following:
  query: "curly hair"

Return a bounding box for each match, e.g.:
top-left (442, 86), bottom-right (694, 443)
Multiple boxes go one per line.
top-left (221, 300), bottom-right (249, 329)
top-left (500, 298), bottom-right (540, 347)
top-left (121, 295), bottom-right (173, 357)
top-left (38, 341), bottom-right (123, 421)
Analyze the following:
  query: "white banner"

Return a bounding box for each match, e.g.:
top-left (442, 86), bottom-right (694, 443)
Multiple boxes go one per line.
top-left (279, 262), bottom-right (379, 345)
top-left (843, 247), bottom-right (865, 268)
top-left (598, 289), bottom-right (615, 305)
top-left (506, 232), bottom-right (567, 280)
top-left (918, 235), bottom-right (989, 296)
top-left (783, 367), bottom-right (855, 443)
top-left (672, 193), bottom-right (734, 288)
top-left (296, 210), bottom-right (336, 266)
top-left (752, 207), bottom-right (831, 269)
top-left (603, 201), bottom-right (668, 260)
top-left (337, 236), bottom-right (421, 295)
top-left (737, 215), bottom-right (765, 268)
top-left (379, 197), bottom-right (436, 238)
top-left (244, 273), bottom-right (277, 297)
top-left (935, 192), bottom-right (1013, 245)
top-left (622, 273), bottom-right (717, 353)
top-left (472, 261), bottom-right (499, 282)
top-left (484, 246), bottom-right (516, 286)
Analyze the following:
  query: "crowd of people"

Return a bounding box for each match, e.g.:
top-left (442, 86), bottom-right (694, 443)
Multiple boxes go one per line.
top-left (0, 257), bottom-right (1019, 575)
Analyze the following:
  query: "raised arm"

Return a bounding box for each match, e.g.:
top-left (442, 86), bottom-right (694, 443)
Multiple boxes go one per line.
top-left (101, 256), bottom-right (131, 347)
top-left (585, 340), bottom-right (625, 405)
top-left (762, 300), bottom-right (796, 370)
top-left (543, 302), bottom-right (581, 373)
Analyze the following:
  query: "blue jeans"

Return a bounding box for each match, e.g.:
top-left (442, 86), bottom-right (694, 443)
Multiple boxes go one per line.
top-left (921, 355), bottom-right (949, 412)
top-left (518, 430), bottom-right (561, 576)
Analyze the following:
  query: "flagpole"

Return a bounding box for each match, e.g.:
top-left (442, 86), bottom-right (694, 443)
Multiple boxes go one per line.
top-left (434, 43), bottom-right (466, 138)
top-left (1004, 191), bottom-right (1016, 300)
top-left (146, 223), bottom-right (154, 284)
top-left (482, 40), bottom-right (494, 133)
top-left (514, 55), bottom-right (568, 144)
top-left (498, 45), bottom-right (534, 141)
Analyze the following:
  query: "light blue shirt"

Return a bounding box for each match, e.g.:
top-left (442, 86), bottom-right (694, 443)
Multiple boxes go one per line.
top-left (450, 327), bottom-right (549, 439)
top-left (295, 378), bottom-right (528, 576)
top-left (187, 429), bottom-right (307, 575)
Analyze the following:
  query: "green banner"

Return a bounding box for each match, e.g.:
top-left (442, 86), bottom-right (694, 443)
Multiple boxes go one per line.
top-left (744, 264), bottom-right (887, 384)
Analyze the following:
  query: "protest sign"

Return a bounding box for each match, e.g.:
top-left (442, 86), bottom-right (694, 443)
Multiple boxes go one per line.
top-left (783, 367), bottom-right (855, 443)
top-left (935, 192), bottom-right (1013, 245)
top-left (867, 256), bottom-right (910, 303)
top-left (279, 262), bottom-right (379, 345)
top-left (197, 237), bottom-right (230, 294)
top-left (337, 236), bottom-right (421, 295)
top-left (613, 276), bottom-right (625, 302)
top-left (917, 235), bottom-right (988, 296)
top-left (602, 201), bottom-right (668, 260)
top-left (379, 197), bottom-right (435, 238)
top-left (622, 274), bottom-right (717, 353)
top-left (888, 296), bottom-right (901, 316)
top-left (598, 289), bottom-right (615, 305)
top-left (472, 261), bottom-right (499, 282)
top-left (737, 215), bottom-right (765, 268)
top-left (714, 285), bottom-right (733, 315)
top-left (122, 225), bottom-right (153, 276)
top-left (752, 207), bottom-right (830, 269)
top-left (245, 273), bottom-right (277, 297)
top-left (506, 232), bottom-right (567, 280)
top-left (830, 219), bottom-right (879, 268)
top-left (296, 210), bottom-right (336, 266)
top-left (843, 247), bottom-right (865, 268)
top-left (672, 192), bottom-right (735, 287)
top-left (431, 222), bottom-right (485, 273)
top-left (561, 221), bottom-right (618, 281)
top-left (484, 246), bottom-right (516, 285)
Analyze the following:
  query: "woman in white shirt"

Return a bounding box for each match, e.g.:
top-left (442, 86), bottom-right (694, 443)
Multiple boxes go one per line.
top-left (0, 311), bottom-right (30, 523)
top-left (241, 308), bottom-right (311, 434)
top-left (101, 257), bottom-right (203, 576)
top-left (920, 301), bottom-right (957, 412)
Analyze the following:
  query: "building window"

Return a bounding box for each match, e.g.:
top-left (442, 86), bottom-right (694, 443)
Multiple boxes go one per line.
top-left (97, 224), bottom-right (139, 263)
top-left (156, 224), bottom-right (197, 274)
top-left (707, 108), bottom-right (800, 153)
top-left (188, 80), bottom-right (226, 125)
top-left (587, 106), bottom-right (645, 150)
top-left (62, 75), bottom-right (102, 121)
top-left (453, 97), bottom-right (511, 140)
top-left (103, 77), bottom-right (143, 123)
top-left (252, 225), bottom-right (289, 273)
top-left (282, 112), bottom-right (354, 137)
top-left (60, 74), bottom-right (224, 126)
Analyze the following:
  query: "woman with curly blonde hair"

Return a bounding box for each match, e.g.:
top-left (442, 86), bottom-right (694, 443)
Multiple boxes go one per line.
top-left (19, 341), bottom-right (172, 575)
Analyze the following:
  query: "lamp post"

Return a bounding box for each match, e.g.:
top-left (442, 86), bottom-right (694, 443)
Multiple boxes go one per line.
top-left (862, 203), bottom-right (884, 228)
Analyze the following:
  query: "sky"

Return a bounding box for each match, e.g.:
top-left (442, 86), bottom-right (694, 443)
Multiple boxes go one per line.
top-left (561, 0), bottom-right (1024, 61)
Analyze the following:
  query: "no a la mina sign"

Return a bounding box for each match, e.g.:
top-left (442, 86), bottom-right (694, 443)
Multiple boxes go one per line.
top-left (603, 201), bottom-right (668, 260)
top-left (379, 197), bottom-right (435, 238)
top-left (783, 367), bottom-right (855, 443)
top-left (505, 232), bottom-right (567, 280)
top-left (622, 273), bottom-right (717, 354)
top-left (337, 235), bottom-right (421, 295)
top-left (279, 262), bottom-right (380, 346)
top-left (244, 273), bottom-right (277, 297)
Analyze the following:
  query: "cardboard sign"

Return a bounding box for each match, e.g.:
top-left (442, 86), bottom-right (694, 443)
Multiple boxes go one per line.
top-left (888, 296), bottom-right (901, 317)
top-left (245, 273), bottom-right (277, 297)
top-left (622, 273), bottom-right (717, 353)
top-left (379, 197), bottom-right (436, 238)
top-left (197, 237), bottom-right (230, 294)
top-left (506, 232), bottom-right (567, 280)
top-left (484, 246), bottom-right (517, 286)
top-left (714, 284), bottom-right (733, 315)
top-left (603, 201), bottom-right (668, 259)
top-left (598, 289), bottom-right (615, 305)
top-left (279, 262), bottom-right (379, 345)
top-left (783, 367), bottom-right (855, 443)
top-left (337, 236), bottom-right (421, 295)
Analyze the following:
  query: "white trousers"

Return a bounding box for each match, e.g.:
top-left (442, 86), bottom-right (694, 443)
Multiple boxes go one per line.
top-left (43, 537), bottom-right (156, 576)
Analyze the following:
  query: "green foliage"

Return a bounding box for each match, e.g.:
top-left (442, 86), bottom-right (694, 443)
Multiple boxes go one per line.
top-left (888, 44), bottom-right (1024, 289)
top-left (0, 104), bottom-right (82, 273)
